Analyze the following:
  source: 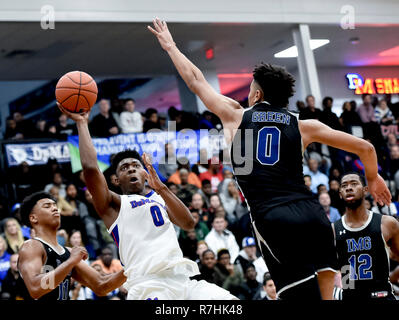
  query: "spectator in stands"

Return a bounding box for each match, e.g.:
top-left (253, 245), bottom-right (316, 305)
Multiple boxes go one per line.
top-left (257, 272), bottom-right (277, 300)
top-left (204, 214), bottom-right (240, 263)
top-left (13, 112), bottom-right (33, 139)
top-left (299, 95), bottom-right (322, 120)
top-left (199, 179), bottom-right (212, 207)
top-left (158, 143), bottom-right (178, 181)
top-left (329, 179), bottom-right (345, 215)
top-left (44, 171), bottom-right (67, 198)
top-left (296, 100), bottom-right (306, 113)
top-left (385, 93), bottom-right (399, 121)
top-left (143, 108), bottom-right (161, 132)
top-left (317, 184), bottom-right (328, 195)
top-left (48, 186), bottom-right (79, 234)
top-left (208, 193), bottom-right (224, 224)
top-left (186, 209), bottom-right (209, 241)
top-left (0, 235), bottom-right (11, 286)
top-left (303, 174), bottom-right (313, 193)
top-left (234, 237), bottom-right (258, 275)
top-left (56, 113), bottom-right (76, 139)
top-left (303, 158), bottom-right (329, 194)
top-left (199, 156), bottom-right (224, 193)
top-left (2, 218), bottom-right (27, 255)
top-left (237, 264), bottom-right (262, 300)
top-left (195, 240), bottom-right (208, 263)
top-left (189, 193), bottom-right (210, 224)
top-left (12, 161), bottom-right (38, 202)
top-left (0, 253), bottom-right (28, 300)
top-left (193, 249), bottom-right (219, 284)
top-left (387, 133), bottom-right (398, 150)
top-left (90, 99), bottom-right (120, 137)
top-left (119, 98), bottom-right (143, 133)
top-left (375, 99), bottom-right (394, 125)
top-left (32, 119), bottom-right (49, 139)
top-left (318, 192), bottom-right (341, 223)
top-left (389, 145), bottom-right (399, 192)
top-left (168, 158), bottom-right (202, 188)
top-left (3, 117), bottom-right (23, 140)
top-left (176, 169), bottom-right (199, 206)
top-left (339, 101), bottom-right (363, 133)
top-left (214, 248), bottom-right (244, 295)
top-left (320, 96), bottom-right (342, 130)
top-left (218, 179), bottom-right (243, 225)
top-left (357, 94), bottom-right (376, 123)
top-left (199, 111), bottom-right (216, 129)
top-left (92, 246), bottom-right (123, 274)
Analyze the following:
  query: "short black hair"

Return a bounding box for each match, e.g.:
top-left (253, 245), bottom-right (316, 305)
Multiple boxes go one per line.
top-left (20, 192), bottom-right (56, 227)
top-left (217, 248), bottom-right (230, 260)
top-left (340, 171), bottom-right (367, 187)
top-left (202, 179), bottom-right (211, 186)
top-left (322, 96), bottom-right (333, 109)
top-left (263, 272), bottom-right (273, 285)
top-left (125, 98), bottom-right (136, 104)
top-left (253, 63), bottom-right (295, 107)
top-left (111, 149), bottom-right (144, 174)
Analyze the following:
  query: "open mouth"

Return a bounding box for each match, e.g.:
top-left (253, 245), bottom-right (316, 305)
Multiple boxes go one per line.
top-left (345, 194), bottom-right (355, 201)
top-left (130, 177), bottom-right (138, 183)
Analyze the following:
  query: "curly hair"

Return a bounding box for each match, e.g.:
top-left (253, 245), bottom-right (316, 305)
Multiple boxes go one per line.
top-left (252, 63), bottom-right (295, 107)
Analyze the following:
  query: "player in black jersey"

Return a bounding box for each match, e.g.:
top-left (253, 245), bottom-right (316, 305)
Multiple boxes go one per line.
top-left (149, 18), bottom-right (391, 300)
top-left (334, 172), bottom-right (399, 300)
top-left (17, 191), bottom-right (126, 300)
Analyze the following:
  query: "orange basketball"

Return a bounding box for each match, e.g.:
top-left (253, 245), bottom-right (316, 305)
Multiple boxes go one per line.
top-left (55, 71), bottom-right (98, 113)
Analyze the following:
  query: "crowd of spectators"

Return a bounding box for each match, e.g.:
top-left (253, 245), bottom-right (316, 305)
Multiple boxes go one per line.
top-left (1, 92), bottom-right (399, 300)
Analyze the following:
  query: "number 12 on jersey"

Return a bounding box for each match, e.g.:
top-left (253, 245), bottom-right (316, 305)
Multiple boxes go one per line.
top-left (256, 126), bottom-right (281, 165)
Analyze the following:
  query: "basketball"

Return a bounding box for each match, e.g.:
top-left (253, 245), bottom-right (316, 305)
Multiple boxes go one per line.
top-left (55, 71), bottom-right (98, 113)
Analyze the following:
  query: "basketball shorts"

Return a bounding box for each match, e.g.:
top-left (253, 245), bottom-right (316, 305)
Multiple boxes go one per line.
top-left (125, 273), bottom-right (237, 300)
top-left (251, 198), bottom-right (339, 298)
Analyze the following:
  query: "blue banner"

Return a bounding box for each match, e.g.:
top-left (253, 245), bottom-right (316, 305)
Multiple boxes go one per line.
top-left (5, 142), bottom-right (70, 167)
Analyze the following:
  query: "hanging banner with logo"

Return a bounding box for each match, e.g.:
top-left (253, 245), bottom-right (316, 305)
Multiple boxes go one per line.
top-left (5, 142), bottom-right (70, 167)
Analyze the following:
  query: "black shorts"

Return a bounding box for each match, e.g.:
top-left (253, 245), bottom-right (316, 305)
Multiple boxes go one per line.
top-left (251, 198), bottom-right (339, 296)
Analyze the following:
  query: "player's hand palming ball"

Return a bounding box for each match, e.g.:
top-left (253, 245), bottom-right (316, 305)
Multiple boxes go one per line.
top-left (55, 71), bottom-right (98, 113)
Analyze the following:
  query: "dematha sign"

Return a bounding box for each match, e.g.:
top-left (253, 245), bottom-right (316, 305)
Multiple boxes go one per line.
top-left (5, 142), bottom-right (70, 166)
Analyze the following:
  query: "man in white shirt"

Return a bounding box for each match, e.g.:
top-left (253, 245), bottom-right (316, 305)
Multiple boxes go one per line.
top-left (205, 214), bottom-right (239, 263)
top-left (303, 158), bottom-right (329, 194)
top-left (120, 99), bottom-right (143, 133)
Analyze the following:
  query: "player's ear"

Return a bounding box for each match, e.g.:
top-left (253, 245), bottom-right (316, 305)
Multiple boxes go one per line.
top-left (363, 185), bottom-right (369, 193)
top-left (29, 213), bottom-right (38, 225)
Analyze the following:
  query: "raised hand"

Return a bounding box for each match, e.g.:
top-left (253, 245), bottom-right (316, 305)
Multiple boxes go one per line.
top-left (147, 17), bottom-right (176, 51)
top-left (142, 153), bottom-right (165, 193)
top-left (368, 174), bottom-right (392, 206)
top-left (57, 102), bottom-right (90, 123)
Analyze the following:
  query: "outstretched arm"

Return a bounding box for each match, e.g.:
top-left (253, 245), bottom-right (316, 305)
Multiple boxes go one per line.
top-left (148, 18), bottom-right (242, 124)
top-left (18, 241), bottom-right (88, 299)
top-left (58, 104), bottom-right (120, 229)
top-left (142, 153), bottom-right (195, 230)
top-left (71, 261), bottom-right (126, 296)
top-left (299, 119), bottom-right (391, 206)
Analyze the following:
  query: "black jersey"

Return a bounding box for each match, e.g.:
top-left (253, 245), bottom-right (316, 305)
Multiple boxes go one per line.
top-left (24, 238), bottom-right (72, 300)
top-left (334, 211), bottom-right (394, 300)
top-left (230, 102), bottom-right (314, 215)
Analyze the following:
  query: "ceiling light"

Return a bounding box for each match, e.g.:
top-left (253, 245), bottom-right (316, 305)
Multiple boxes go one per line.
top-left (274, 39), bottom-right (330, 58)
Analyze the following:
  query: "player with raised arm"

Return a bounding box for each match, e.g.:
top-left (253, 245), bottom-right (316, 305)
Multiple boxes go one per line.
top-left (57, 104), bottom-right (237, 300)
top-left (148, 18), bottom-right (391, 300)
top-left (17, 191), bottom-right (126, 300)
